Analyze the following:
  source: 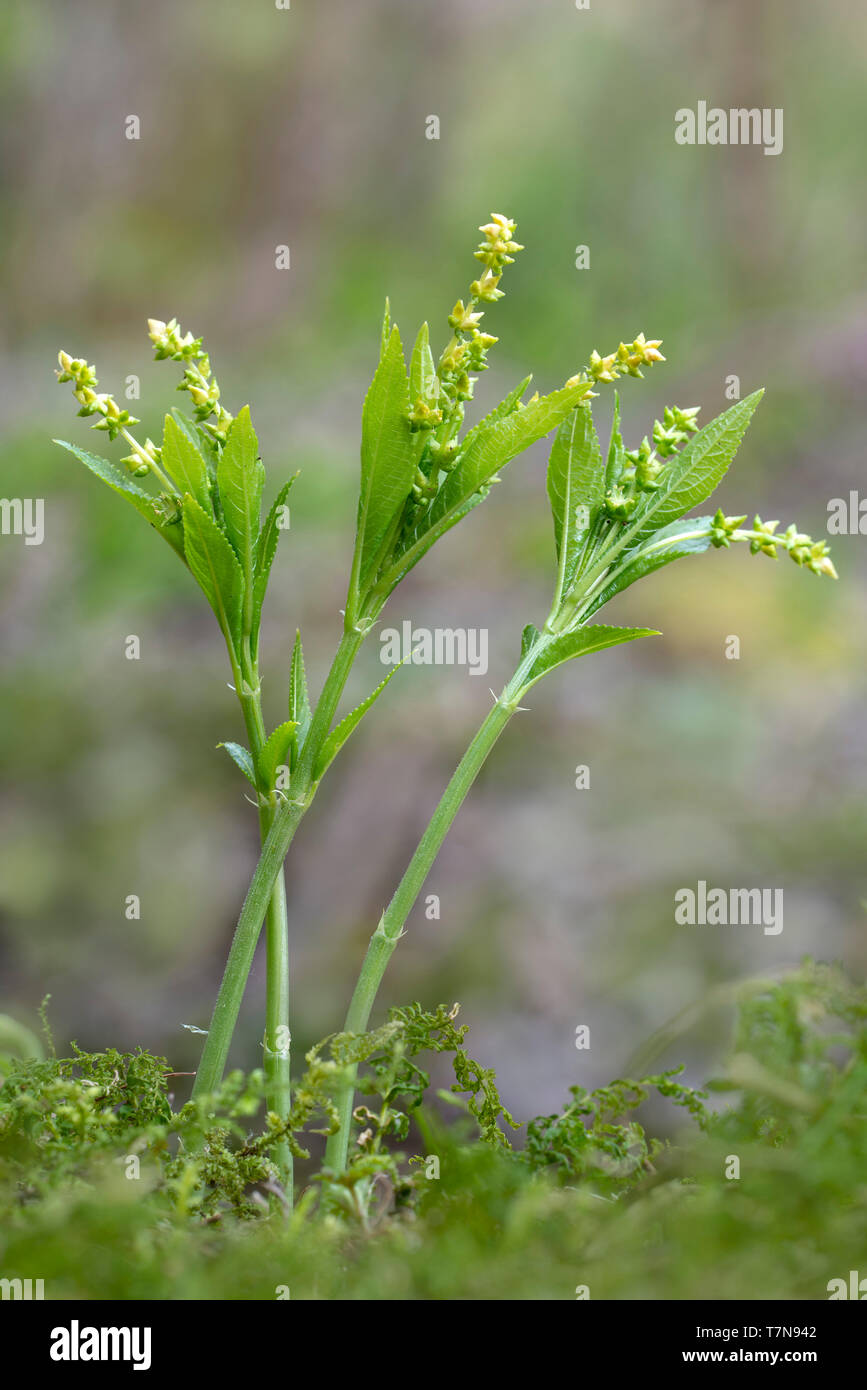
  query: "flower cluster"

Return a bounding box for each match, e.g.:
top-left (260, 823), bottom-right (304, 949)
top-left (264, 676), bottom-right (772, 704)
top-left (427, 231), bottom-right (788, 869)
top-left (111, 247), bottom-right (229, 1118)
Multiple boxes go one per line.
top-left (620, 404), bottom-right (702, 494)
top-left (148, 318), bottom-right (233, 444)
top-left (147, 318), bottom-right (202, 362)
top-left (652, 404), bottom-right (700, 456)
top-left (57, 318), bottom-right (236, 491)
top-left (432, 213), bottom-right (524, 422)
top-left (56, 351), bottom-right (163, 479)
top-left (585, 334), bottom-right (665, 385)
top-left (710, 509), bottom-right (838, 577)
top-left (563, 336), bottom-right (665, 405)
top-left (599, 400), bottom-right (695, 519)
top-left (471, 214), bottom-right (524, 300)
top-left (395, 217), bottom-right (527, 529)
top-left (56, 351), bottom-right (138, 440)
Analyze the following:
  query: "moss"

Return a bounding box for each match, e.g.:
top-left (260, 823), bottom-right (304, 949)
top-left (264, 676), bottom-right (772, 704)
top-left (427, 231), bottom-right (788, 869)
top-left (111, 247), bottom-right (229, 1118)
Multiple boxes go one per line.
top-left (1, 961), bottom-right (865, 1300)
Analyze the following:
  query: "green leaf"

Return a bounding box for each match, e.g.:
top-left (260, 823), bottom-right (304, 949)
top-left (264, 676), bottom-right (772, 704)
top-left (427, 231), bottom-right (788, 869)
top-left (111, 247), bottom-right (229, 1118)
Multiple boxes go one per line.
top-left (630, 392), bottom-right (763, 545)
top-left (353, 325), bottom-right (414, 589)
top-left (53, 440), bottom-right (185, 558)
top-left (584, 518), bottom-right (714, 618)
top-left (409, 322), bottom-right (437, 407)
top-left (521, 623), bottom-right (541, 659)
top-left (547, 403), bottom-right (604, 595)
top-left (218, 741), bottom-right (257, 788)
top-left (425, 380), bottom-right (594, 539)
top-left (380, 297), bottom-right (391, 356)
top-left (171, 408), bottom-right (219, 481)
top-left (288, 630), bottom-right (312, 764)
top-left (257, 720), bottom-right (299, 791)
top-left (420, 380), bottom-right (529, 512)
top-left (605, 391), bottom-right (626, 490)
top-left (161, 415), bottom-right (212, 515)
top-left (251, 474), bottom-right (297, 656)
top-left (519, 624), bottom-right (660, 694)
top-left (181, 494), bottom-right (244, 651)
top-left (464, 375), bottom-right (532, 439)
top-left (390, 379), bottom-right (592, 586)
top-left (314, 661), bottom-right (405, 781)
top-left (217, 405), bottom-right (265, 578)
top-left (387, 490), bottom-right (488, 589)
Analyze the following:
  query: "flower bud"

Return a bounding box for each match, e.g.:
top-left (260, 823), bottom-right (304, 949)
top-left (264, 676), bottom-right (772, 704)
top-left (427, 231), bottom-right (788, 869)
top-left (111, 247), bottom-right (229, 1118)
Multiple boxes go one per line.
top-left (588, 349), bottom-right (618, 383)
top-left (603, 485), bottom-right (638, 520)
top-left (564, 372), bottom-right (588, 390)
top-left (408, 399), bottom-right (443, 431)
top-left (750, 516), bottom-right (780, 557)
top-left (709, 508), bottom-right (748, 548)
top-left (447, 299), bottom-right (484, 332)
top-left (470, 270), bottom-right (504, 303)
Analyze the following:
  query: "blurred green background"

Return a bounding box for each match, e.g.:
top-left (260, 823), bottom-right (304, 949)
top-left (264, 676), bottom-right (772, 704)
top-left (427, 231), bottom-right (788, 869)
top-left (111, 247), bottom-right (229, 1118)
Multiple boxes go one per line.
top-left (0, 0), bottom-right (864, 1118)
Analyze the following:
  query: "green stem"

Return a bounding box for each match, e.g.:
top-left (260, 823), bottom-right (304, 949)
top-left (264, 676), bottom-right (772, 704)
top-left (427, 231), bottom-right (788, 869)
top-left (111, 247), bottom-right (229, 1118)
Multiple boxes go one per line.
top-left (323, 524), bottom-right (725, 1170)
top-left (237, 680), bottom-right (293, 1201)
top-left (192, 625), bottom-right (365, 1105)
top-left (262, 848), bottom-right (292, 1194)
top-left (570, 526), bottom-right (712, 620)
top-left (323, 637), bottom-right (547, 1173)
top-left (191, 795), bottom-right (307, 1101)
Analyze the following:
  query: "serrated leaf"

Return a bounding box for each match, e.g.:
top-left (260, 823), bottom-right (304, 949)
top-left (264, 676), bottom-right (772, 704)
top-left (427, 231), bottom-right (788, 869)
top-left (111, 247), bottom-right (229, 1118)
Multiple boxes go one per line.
top-left (53, 440), bottom-right (185, 558)
top-left (257, 720), bottom-right (299, 791)
top-left (547, 403), bottom-right (604, 596)
top-left (380, 297), bottom-right (391, 356)
top-left (424, 379), bottom-right (593, 540)
top-left (251, 473), bottom-right (297, 656)
top-left (387, 379), bottom-right (591, 589)
top-left (288, 630), bottom-right (312, 765)
top-left (161, 414), bottom-right (212, 514)
top-left (464, 375), bottom-right (533, 441)
top-left (218, 741), bottom-right (257, 787)
top-left (217, 405), bottom-right (265, 582)
top-left (605, 391), bottom-right (626, 490)
top-left (182, 494), bottom-right (244, 651)
top-left (519, 624), bottom-right (660, 694)
top-left (353, 325), bottom-right (414, 590)
top-left (387, 488), bottom-right (489, 589)
top-left (314, 661), bottom-right (405, 781)
top-left (584, 518), bottom-right (714, 618)
top-left (171, 408), bottom-right (219, 481)
top-left (409, 322), bottom-right (437, 407)
top-left (629, 392), bottom-right (763, 545)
